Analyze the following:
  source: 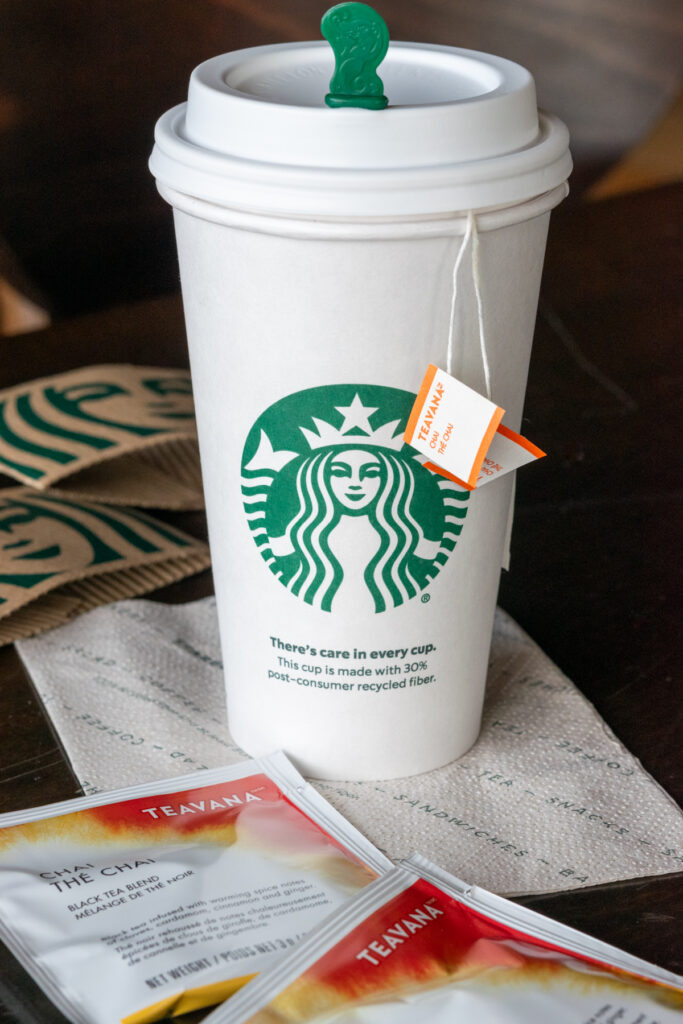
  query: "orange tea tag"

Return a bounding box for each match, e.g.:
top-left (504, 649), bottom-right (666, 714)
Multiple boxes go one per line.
top-left (405, 365), bottom-right (544, 490)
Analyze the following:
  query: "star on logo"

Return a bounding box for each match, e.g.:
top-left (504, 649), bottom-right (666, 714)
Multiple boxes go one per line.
top-left (335, 394), bottom-right (378, 434)
top-left (300, 392), bottom-right (404, 451)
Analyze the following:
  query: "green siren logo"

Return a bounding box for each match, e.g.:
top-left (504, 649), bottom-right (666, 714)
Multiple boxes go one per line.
top-left (241, 385), bottom-right (469, 614)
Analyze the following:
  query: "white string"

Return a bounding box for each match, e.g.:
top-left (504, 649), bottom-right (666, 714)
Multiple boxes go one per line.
top-left (445, 211), bottom-right (492, 401)
top-left (445, 214), bottom-right (473, 378)
top-left (471, 215), bottom-right (492, 400)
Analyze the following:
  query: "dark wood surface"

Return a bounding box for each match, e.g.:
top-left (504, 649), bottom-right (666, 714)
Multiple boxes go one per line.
top-left (0, 0), bottom-right (681, 316)
top-left (0, 182), bottom-right (681, 1021)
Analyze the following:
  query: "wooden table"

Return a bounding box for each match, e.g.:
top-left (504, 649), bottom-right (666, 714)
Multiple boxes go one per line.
top-left (0, 183), bottom-right (681, 1021)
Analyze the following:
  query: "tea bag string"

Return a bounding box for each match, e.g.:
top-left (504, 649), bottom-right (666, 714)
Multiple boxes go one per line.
top-left (446, 212), bottom-right (492, 400)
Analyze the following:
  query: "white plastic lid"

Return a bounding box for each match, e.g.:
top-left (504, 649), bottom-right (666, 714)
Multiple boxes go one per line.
top-left (150, 41), bottom-right (571, 217)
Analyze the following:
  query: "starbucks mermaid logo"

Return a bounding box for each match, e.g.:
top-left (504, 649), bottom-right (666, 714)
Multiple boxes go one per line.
top-left (241, 385), bottom-right (469, 614)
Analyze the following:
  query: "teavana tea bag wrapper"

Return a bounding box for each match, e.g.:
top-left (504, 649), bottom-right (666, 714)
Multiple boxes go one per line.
top-left (208, 855), bottom-right (683, 1024)
top-left (0, 488), bottom-right (210, 645)
top-left (150, 26), bottom-right (572, 779)
top-left (0, 752), bottom-right (391, 1024)
top-left (0, 365), bottom-right (203, 509)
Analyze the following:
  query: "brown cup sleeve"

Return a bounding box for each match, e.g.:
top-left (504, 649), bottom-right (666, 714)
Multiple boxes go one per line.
top-left (0, 365), bottom-right (203, 509)
top-left (0, 488), bottom-right (211, 645)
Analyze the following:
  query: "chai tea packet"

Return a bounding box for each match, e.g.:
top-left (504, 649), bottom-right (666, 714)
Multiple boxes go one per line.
top-left (0, 487), bottom-right (210, 645)
top-left (0, 751), bottom-right (391, 1024)
top-left (208, 853), bottom-right (683, 1024)
top-left (0, 365), bottom-right (203, 508)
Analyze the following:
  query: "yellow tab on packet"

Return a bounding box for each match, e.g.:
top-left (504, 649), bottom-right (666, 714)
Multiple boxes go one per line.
top-left (0, 488), bottom-right (210, 645)
top-left (0, 365), bottom-right (203, 509)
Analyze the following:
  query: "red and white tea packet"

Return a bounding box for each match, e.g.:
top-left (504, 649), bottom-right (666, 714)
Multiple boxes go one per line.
top-left (0, 752), bottom-right (390, 1023)
top-left (208, 853), bottom-right (683, 1024)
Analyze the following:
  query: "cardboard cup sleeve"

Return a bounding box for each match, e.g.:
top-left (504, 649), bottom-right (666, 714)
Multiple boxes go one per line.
top-left (0, 488), bottom-right (211, 645)
top-left (0, 365), bottom-right (204, 509)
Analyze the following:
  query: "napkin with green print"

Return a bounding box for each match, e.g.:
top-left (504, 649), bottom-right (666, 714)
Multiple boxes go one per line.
top-left (0, 365), bottom-right (203, 509)
top-left (0, 487), bottom-right (210, 645)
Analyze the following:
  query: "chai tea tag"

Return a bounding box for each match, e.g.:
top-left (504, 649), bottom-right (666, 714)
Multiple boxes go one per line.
top-left (404, 364), bottom-right (544, 490)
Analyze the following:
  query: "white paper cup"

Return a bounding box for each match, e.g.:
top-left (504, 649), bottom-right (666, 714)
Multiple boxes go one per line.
top-left (150, 40), bottom-right (571, 780)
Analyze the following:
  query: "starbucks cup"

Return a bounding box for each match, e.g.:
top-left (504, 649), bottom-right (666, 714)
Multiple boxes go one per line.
top-left (150, 37), bottom-right (571, 780)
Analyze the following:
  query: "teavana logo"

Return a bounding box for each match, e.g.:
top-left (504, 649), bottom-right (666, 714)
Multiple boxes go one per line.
top-left (355, 900), bottom-right (444, 965)
top-left (140, 792), bottom-right (262, 819)
top-left (416, 380), bottom-right (445, 444)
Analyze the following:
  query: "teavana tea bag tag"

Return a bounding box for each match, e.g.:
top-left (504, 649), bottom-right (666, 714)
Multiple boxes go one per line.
top-left (404, 364), bottom-right (545, 490)
top-left (322, 3), bottom-right (389, 109)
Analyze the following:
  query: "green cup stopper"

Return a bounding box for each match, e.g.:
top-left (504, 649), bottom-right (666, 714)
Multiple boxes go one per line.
top-left (321, 2), bottom-right (389, 109)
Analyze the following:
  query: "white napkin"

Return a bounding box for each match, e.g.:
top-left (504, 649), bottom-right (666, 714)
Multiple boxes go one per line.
top-left (17, 598), bottom-right (683, 896)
